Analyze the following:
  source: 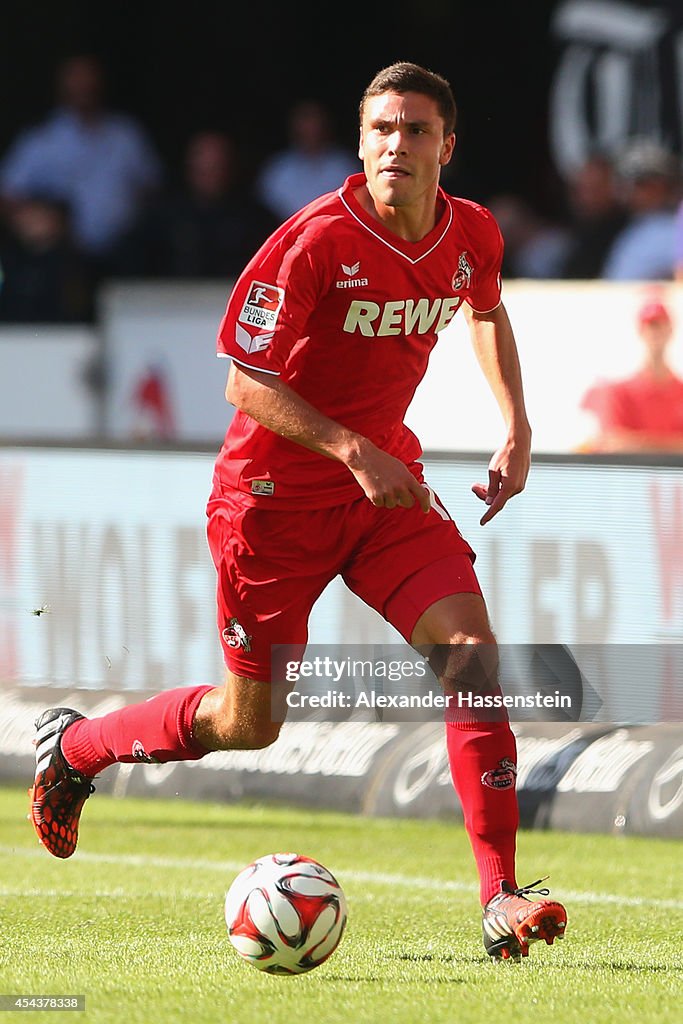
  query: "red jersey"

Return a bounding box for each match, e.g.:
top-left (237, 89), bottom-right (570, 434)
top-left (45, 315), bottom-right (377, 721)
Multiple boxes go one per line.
top-left (213, 172), bottom-right (503, 508)
top-left (582, 371), bottom-right (683, 438)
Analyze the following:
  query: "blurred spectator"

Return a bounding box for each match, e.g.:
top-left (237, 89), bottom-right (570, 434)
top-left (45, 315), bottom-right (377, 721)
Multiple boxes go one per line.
top-left (0, 55), bottom-right (162, 269)
top-left (601, 139), bottom-right (681, 280)
top-left (674, 198), bottom-right (683, 282)
top-left (486, 193), bottom-right (570, 278)
top-left (130, 363), bottom-right (176, 440)
top-left (0, 195), bottom-right (92, 322)
top-left (116, 130), bottom-right (279, 278)
top-left (559, 153), bottom-right (628, 278)
top-left (579, 298), bottom-right (683, 452)
top-left (256, 99), bottom-right (357, 221)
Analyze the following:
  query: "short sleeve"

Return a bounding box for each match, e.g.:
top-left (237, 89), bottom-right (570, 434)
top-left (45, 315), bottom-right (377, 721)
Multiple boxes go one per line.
top-left (217, 238), bottom-right (326, 375)
top-left (467, 209), bottom-right (504, 313)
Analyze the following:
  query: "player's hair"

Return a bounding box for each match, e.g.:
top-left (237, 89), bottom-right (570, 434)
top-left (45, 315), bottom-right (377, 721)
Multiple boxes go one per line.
top-left (359, 62), bottom-right (457, 135)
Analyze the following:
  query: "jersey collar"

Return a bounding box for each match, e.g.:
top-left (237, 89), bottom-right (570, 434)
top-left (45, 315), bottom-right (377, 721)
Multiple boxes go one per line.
top-left (338, 172), bottom-right (453, 265)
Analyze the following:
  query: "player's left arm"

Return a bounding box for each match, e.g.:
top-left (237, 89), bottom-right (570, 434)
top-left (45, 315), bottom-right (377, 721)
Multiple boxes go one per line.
top-left (464, 301), bottom-right (532, 525)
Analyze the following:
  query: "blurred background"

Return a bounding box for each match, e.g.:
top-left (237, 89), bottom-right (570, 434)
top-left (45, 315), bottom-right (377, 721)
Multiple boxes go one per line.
top-left (1, 0), bottom-right (683, 833)
top-left (2, 0), bottom-right (683, 446)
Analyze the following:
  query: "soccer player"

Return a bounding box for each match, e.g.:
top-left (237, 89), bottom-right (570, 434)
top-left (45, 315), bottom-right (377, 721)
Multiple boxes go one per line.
top-left (31, 62), bottom-right (567, 962)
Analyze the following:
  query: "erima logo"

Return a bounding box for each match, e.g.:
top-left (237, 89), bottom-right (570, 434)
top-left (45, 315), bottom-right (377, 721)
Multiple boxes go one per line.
top-left (343, 296), bottom-right (461, 336)
top-left (235, 323), bottom-right (273, 354)
top-left (336, 260), bottom-right (369, 289)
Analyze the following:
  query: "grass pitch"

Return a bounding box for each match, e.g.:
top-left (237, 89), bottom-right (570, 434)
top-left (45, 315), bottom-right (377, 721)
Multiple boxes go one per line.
top-left (1, 785), bottom-right (682, 1024)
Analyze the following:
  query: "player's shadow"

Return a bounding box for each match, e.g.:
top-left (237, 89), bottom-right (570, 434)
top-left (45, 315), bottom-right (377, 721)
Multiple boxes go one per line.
top-left (574, 960), bottom-right (683, 974)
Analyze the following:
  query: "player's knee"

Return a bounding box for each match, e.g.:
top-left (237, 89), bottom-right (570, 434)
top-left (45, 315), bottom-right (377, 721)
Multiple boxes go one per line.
top-left (429, 634), bottom-right (499, 693)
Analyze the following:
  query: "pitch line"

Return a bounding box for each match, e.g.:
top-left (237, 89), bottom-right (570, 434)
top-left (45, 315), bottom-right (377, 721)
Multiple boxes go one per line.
top-left (2, 845), bottom-right (682, 911)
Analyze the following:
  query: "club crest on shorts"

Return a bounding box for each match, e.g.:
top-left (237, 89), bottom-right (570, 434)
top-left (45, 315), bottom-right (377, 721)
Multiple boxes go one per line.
top-left (452, 251), bottom-right (473, 291)
top-left (223, 617), bottom-right (252, 652)
top-left (131, 740), bottom-right (160, 764)
top-left (481, 757), bottom-right (517, 790)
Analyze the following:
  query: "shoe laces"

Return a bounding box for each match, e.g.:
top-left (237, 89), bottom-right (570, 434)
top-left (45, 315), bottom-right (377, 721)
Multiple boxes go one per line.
top-left (62, 768), bottom-right (96, 796)
top-left (512, 876), bottom-right (550, 898)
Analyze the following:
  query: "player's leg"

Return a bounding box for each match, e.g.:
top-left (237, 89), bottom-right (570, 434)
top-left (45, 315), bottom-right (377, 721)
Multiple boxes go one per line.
top-left (193, 669), bottom-right (293, 750)
top-left (29, 668), bottom-right (295, 859)
top-left (409, 591), bottom-right (520, 905)
top-left (344, 481), bottom-right (566, 960)
top-left (408, 588), bottom-right (567, 961)
top-left (30, 496), bottom-right (339, 858)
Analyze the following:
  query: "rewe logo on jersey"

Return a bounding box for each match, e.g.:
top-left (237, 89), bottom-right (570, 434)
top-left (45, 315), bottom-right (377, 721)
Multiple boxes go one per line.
top-left (336, 260), bottom-right (369, 289)
top-left (239, 280), bottom-right (284, 329)
top-left (343, 296), bottom-right (462, 337)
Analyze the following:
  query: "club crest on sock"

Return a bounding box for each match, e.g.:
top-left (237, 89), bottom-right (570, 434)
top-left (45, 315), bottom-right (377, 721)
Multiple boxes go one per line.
top-left (131, 740), bottom-right (161, 764)
top-left (481, 757), bottom-right (517, 790)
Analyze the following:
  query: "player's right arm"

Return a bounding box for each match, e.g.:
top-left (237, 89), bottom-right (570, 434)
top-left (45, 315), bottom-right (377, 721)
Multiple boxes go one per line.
top-left (226, 362), bottom-right (430, 512)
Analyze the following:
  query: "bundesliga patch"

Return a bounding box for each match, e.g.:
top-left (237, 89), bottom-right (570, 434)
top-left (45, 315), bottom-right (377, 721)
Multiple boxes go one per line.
top-left (481, 757), bottom-right (517, 790)
top-left (239, 280), bottom-right (284, 330)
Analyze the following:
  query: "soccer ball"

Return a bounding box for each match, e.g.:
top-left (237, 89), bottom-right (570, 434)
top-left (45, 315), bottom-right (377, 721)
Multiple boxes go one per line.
top-left (224, 853), bottom-right (347, 975)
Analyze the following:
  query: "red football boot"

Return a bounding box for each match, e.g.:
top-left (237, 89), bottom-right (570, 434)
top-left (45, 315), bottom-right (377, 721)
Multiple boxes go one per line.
top-left (29, 708), bottom-right (95, 858)
top-left (482, 877), bottom-right (567, 962)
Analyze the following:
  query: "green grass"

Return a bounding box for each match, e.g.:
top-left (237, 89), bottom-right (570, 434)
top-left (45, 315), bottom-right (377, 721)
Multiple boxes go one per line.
top-left (0, 784), bottom-right (681, 1024)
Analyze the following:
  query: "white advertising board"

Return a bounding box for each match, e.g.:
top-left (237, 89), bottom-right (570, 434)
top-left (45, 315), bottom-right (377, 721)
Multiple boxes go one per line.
top-left (0, 446), bottom-right (681, 723)
top-left (100, 281), bottom-right (234, 442)
top-left (0, 327), bottom-right (98, 438)
top-left (97, 280), bottom-right (683, 451)
top-left (406, 280), bottom-right (683, 453)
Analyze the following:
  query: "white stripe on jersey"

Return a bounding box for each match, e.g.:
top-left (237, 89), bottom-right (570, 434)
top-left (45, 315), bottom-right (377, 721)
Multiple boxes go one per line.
top-left (339, 189), bottom-right (453, 265)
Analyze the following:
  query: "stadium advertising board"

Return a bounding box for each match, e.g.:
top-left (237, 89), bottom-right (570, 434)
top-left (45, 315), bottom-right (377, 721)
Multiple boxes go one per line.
top-left (0, 447), bottom-right (681, 723)
top-left (2, 688), bottom-right (682, 837)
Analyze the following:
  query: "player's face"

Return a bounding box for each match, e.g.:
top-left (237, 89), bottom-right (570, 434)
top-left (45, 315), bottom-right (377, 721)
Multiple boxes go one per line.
top-left (359, 91), bottom-right (455, 209)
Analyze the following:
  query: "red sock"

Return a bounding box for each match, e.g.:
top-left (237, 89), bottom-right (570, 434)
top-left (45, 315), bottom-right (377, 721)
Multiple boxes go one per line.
top-left (61, 685), bottom-right (215, 776)
top-left (446, 716), bottom-right (519, 906)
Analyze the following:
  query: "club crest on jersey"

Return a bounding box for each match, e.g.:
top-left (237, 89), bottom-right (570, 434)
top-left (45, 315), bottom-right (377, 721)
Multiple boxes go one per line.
top-left (239, 280), bottom-right (284, 329)
top-left (223, 617), bottom-right (252, 652)
top-left (481, 757), bottom-right (517, 790)
top-left (452, 251), bottom-right (473, 291)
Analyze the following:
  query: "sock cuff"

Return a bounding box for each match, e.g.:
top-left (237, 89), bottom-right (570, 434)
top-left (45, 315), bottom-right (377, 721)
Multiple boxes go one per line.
top-left (178, 684), bottom-right (215, 758)
top-left (61, 717), bottom-right (112, 777)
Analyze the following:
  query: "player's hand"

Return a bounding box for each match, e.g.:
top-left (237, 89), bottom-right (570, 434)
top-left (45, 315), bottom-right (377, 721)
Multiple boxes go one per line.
top-left (345, 440), bottom-right (431, 512)
top-left (472, 433), bottom-right (530, 525)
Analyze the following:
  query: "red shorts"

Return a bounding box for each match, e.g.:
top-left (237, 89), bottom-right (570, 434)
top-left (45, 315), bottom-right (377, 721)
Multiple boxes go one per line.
top-left (206, 480), bottom-right (481, 681)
